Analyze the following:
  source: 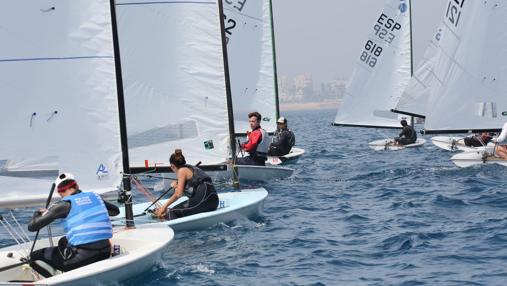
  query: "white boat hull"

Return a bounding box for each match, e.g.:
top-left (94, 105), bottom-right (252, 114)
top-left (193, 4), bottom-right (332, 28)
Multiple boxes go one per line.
top-left (235, 165), bottom-right (294, 181)
top-left (431, 136), bottom-right (483, 152)
top-left (451, 148), bottom-right (507, 168)
top-left (266, 147), bottom-right (305, 166)
top-left (368, 138), bottom-right (426, 151)
top-left (160, 165), bottom-right (294, 183)
top-left (0, 224), bottom-right (173, 285)
top-left (114, 188), bottom-right (268, 232)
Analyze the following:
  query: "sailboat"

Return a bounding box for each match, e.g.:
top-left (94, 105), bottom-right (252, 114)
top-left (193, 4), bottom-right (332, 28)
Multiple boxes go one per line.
top-left (392, 0), bottom-right (507, 166)
top-left (223, 0), bottom-right (305, 164)
top-left (332, 0), bottom-right (426, 151)
top-left (117, 0), bottom-right (292, 182)
top-left (393, 0), bottom-right (506, 158)
top-left (0, 0), bottom-right (173, 284)
top-left (112, 0), bottom-right (267, 230)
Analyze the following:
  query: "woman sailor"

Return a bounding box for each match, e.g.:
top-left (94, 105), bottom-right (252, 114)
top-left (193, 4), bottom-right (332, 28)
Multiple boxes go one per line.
top-left (154, 149), bottom-right (219, 219)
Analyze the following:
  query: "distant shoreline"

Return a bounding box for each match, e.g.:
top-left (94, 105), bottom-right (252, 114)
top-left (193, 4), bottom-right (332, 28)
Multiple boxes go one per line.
top-left (280, 100), bottom-right (340, 112)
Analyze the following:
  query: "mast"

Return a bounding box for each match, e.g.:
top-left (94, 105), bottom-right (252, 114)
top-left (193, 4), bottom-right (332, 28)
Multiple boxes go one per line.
top-left (269, 0), bottom-right (281, 119)
top-left (218, 0), bottom-right (240, 189)
top-left (409, 0), bottom-right (415, 128)
top-left (390, 0), bottom-right (425, 120)
top-left (109, 0), bottom-right (134, 227)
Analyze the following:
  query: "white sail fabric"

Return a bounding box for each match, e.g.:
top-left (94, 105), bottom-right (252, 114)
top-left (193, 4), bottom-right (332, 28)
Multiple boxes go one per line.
top-left (224, 0), bottom-right (278, 133)
top-left (0, 0), bottom-right (124, 208)
top-left (393, 20), bottom-right (456, 119)
top-left (408, 0), bottom-right (507, 132)
top-left (334, 0), bottom-right (412, 128)
top-left (395, 0), bottom-right (507, 133)
top-left (116, 0), bottom-right (231, 167)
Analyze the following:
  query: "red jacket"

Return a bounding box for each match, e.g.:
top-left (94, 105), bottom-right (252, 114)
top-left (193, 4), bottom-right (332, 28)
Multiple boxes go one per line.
top-left (242, 127), bottom-right (263, 153)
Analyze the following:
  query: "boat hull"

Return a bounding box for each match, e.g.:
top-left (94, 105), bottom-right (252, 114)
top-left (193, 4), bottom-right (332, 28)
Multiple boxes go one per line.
top-left (431, 136), bottom-right (484, 152)
top-left (0, 224), bottom-right (174, 285)
top-left (114, 188), bottom-right (268, 232)
top-left (266, 147), bottom-right (305, 165)
top-left (451, 148), bottom-right (507, 168)
top-left (368, 138), bottom-right (426, 151)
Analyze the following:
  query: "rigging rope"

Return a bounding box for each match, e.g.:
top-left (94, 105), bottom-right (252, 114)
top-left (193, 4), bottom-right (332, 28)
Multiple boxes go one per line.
top-left (9, 211), bottom-right (31, 244)
top-left (0, 216), bottom-right (29, 256)
top-left (131, 176), bottom-right (162, 209)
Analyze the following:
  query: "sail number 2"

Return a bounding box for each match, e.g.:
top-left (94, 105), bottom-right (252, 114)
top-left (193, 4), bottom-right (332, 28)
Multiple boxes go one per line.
top-left (446, 0), bottom-right (465, 28)
top-left (222, 0), bottom-right (248, 44)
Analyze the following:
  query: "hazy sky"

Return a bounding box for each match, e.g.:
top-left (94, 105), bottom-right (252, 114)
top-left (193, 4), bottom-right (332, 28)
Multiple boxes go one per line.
top-left (272, 0), bottom-right (448, 85)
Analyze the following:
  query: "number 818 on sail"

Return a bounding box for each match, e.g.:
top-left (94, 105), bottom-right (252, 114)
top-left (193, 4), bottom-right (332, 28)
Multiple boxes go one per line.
top-left (360, 40), bottom-right (383, 68)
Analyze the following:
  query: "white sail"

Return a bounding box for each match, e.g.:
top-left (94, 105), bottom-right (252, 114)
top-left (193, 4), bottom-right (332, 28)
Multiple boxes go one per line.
top-left (396, 0), bottom-right (507, 133)
top-left (116, 0), bottom-right (231, 167)
top-left (334, 0), bottom-right (412, 128)
top-left (224, 0), bottom-right (278, 133)
top-left (393, 22), bottom-right (456, 119)
top-left (0, 0), bottom-right (124, 208)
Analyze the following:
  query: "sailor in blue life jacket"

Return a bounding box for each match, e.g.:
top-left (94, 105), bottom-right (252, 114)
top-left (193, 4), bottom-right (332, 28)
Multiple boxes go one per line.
top-left (28, 173), bottom-right (119, 277)
top-left (153, 149), bottom-right (219, 220)
top-left (268, 117), bottom-right (296, 156)
top-left (236, 111), bottom-right (270, 166)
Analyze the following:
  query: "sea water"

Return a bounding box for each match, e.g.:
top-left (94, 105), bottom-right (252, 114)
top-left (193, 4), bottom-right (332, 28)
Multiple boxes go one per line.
top-left (2, 109), bottom-right (507, 285)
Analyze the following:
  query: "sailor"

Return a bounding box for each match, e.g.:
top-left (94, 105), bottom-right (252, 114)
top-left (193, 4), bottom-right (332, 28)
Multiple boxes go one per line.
top-left (493, 122), bottom-right (507, 160)
top-left (394, 119), bottom-right (417, 146)
top-left (464, 132), bottom-right (493, 147)
top-left (154, 149), bottom-right (219, 219)
top-left (268, 117), bottom-right (295, 156)
top-left (236, 112), bottom-right (270, 166)
top-left (28, 173), bottom-right (119, 276)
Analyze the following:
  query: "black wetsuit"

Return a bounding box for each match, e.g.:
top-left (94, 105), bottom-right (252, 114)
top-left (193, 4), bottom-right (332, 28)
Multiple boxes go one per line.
top-left (464, 134), bottom-right (492, 147)
top-left (395, 125), bottom-right (417, 145)
top-left (28, 190), bottom-right (119, 276)
top-left (167, 165), bottom-right (219, 220)
top-left (268, 128), bottom-right (295, 156)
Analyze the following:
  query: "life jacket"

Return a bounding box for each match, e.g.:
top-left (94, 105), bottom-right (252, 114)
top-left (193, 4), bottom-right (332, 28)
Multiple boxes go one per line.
top-left (288, 129), bottom-right (296, 148)
top-left (63, 192), bottom-right (113, 246)
top-left (183, 164), bottom-right (212, 197)
top-left (255, 128), bottom-right (270, 156)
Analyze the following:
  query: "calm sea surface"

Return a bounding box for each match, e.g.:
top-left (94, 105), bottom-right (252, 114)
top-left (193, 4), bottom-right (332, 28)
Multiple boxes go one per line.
top-left (2, 109), bottom-right (507, 285)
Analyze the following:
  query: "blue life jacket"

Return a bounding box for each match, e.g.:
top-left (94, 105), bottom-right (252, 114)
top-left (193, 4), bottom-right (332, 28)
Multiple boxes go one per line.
top-left (62, 192), bottom-right (113, 246)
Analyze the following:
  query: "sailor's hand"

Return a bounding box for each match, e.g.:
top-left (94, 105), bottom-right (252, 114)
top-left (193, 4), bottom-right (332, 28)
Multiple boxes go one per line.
top-left (153, 208), bottom-right (166, 218)
top-left (170, 181), bottom-right (178, 189)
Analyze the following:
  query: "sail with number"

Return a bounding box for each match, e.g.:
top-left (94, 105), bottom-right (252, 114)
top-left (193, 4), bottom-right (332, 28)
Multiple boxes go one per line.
top-left (334, 0), bottom-right (412, 128)
top-left (116, 0), bottom-right (231, 167)
top-left (223, 0), bottom-right (279, 133)
top-left (0, 0), bottom-right (124, 208)
top-left (394, 0), bottom-right (507, 133)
